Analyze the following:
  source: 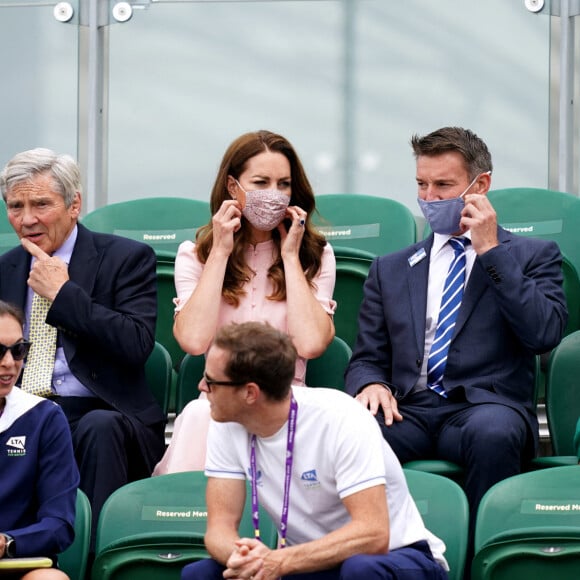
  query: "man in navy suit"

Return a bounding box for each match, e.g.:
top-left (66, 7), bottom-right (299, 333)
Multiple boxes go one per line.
top-left (0, 148), bottom-right (166, 541)
top-left (345, 127), bottom-right (567, 529)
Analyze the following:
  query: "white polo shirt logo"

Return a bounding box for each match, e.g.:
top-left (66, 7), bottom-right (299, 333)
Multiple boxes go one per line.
top-left (6, 436), bottom-right (26, 456)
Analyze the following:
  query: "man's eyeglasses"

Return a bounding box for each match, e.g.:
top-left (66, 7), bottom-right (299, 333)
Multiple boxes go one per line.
top-left (0, 340), bottom-right (31, 361)
top-left (202, 373), bottom-right (247, 391)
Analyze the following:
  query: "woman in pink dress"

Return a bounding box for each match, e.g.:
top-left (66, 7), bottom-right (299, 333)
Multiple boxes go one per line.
top-left (153, 130), bottom-right (336, 474)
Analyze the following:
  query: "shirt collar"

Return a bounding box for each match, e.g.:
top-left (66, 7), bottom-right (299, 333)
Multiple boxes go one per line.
top-left (54, 224), bottom-right (78, 264)
top-left (432, 230), bottom-right (472, 257)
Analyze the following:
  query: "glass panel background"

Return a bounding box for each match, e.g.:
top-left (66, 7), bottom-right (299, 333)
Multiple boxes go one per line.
top-left (0, 0), bottom-right (551, 215)
top-left (0, 1), bottom-right (79, 167)
top-left (107, 0), bottom-right (551, 214)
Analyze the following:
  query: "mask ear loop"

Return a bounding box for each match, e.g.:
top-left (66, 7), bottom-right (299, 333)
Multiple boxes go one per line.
top-left (233, 180), bottom-right (247, 209)
top-left (459, 170), bottom-right (492, 199)
top-left (228, 178), bottom-right (246, 208)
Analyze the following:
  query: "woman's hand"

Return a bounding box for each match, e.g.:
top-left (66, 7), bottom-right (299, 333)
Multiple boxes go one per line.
top-left (211, 199), bottom-right (242, 257)
top-left (279, 205), bottom-right (307, 259)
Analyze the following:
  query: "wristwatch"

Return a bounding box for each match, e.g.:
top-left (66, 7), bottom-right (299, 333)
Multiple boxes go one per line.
top-left (2, 534), bottom-right (15, 558)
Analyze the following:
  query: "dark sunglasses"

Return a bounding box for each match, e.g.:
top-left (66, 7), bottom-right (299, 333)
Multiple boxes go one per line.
top-left (0, 340), bottom-right (31, 361)
top-left (202, 372), bottom-right (247, 390)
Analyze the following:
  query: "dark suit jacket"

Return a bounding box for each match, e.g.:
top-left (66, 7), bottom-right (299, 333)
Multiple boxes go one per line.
top-left (345, 227), bottom-right (568, 446)
top-left (0, 223), bottom-right (164, 427)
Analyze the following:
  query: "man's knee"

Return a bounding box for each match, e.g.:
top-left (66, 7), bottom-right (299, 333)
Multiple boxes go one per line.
top-left (378, 414), bottom-right (433, 463)
top-left (464, 406), bottom-right (528, 455)
top-left (73, 409), bottom-right (128, 450)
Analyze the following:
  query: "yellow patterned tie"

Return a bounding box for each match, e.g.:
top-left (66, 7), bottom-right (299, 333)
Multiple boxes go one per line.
top-left (21, 293), bottom-right (57, 397)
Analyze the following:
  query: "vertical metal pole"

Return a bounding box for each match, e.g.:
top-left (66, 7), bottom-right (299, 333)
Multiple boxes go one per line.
top-left (558, 0), bottom-right (575, 192)
top-left (79, 0), bottom-right (108, 213)
top-left (343, 0), bottom-right (356, 193)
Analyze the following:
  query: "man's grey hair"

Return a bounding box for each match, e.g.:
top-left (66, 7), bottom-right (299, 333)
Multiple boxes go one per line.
top-left (0, 148), bottom-right (82, 207)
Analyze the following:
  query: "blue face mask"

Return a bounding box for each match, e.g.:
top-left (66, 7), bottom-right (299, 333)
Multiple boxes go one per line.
top-left (417, 196), bottom-right (465, 235)
top-left (417, 172), bottom-right (489, 235)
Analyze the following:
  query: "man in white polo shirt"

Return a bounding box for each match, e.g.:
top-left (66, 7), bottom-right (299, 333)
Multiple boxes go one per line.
top-left (181, 321), bottom-right (448, 580)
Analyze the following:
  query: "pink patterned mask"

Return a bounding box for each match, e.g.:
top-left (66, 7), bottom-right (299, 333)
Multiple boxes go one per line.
top-left (235, 181), bottom-right (290, 231)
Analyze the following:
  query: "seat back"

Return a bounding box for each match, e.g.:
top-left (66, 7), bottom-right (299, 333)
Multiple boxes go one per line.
top-left (95, 472), bottom-right (209, 555)
top-left (175, 336), bottom-right (354, 411)
top-left (472, 538), bottom-right (580, 580)
top-left (472, 466), bottom-right (580, 579)
top-left (59, 489), bottom-right (92, 580)
top-left (82, 197), bottom-right (211, 262)
top-left (305, 335), bottom-right (352, 390)
top-left (156, 263), bottom-right (185, 369)
top-left (92, 471), bottom-right (276, 580)
top-left (313, 194), bottom-right (417, 257)
top-left (575, 418), bottom-right (580, 461)
top-left (145, 341), bottom-right (174, 416)
top-left (175, 352), bottom-right (205, 414)
top-left (487, 187), bottom-right (580, 279)
top-left (545, 330), bottom-right (580, 456)
top-left (333, 255), bottom-right (372, 348)
top-left (561, 255), bottom-right (580, 337)
top-left (403, 469), bottom-right (469, 580)
top-left (474, 465), bottom-right (580, 552)
top-left (0, 203), bottom-right (19, 256)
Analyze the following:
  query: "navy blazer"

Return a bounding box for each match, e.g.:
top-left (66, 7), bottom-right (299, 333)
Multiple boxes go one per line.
top-left (0, 223), bottom-right (164, 427)
top-left (345, 227), bottom-right (568, 445)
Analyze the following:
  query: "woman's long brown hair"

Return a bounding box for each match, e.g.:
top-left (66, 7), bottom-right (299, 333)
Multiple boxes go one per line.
top-left (195, 130), bottom-right (327, 307)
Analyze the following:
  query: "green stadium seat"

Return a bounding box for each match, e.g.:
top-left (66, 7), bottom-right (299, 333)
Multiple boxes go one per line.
top-left (92, 471), bottom-right (276, 580)
top-left (175, 352), bottom-right (205, 414)
top-left (305, 335), bottom-right (352, 390)
top-left (156, 264), bottom-right (185, 370)
top-left (472, 465), bottom-right (580, 579)
top-left (532, 330), bottom-right (580, 468)
top-left (145, 341), bottom-right (174, 417)
top-left (0, 203), bottom-right (19, 256)
top-left (314, 193), bottom-right (417, 257)
top-left (81, 197), bottom-right (210, 263)
top-left (59, 489), bottom-right (92, 580)
top-left (404, 469), bottom-right (469, 580)
top-left (487, 187), bottom-right (580, 283)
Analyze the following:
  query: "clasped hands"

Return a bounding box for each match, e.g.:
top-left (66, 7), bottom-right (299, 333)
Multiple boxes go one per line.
top-left (224, 538), bottom-right (281, 580)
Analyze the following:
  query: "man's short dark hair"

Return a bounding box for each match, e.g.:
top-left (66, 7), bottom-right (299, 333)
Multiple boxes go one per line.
top-left (213, 321), bottom-right (296, 401)
top-left (410, 126), bottom-right (493, 179)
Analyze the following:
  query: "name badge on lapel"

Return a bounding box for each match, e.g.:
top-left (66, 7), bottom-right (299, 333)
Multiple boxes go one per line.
top-left (408, 248), bottom-right (427, 267)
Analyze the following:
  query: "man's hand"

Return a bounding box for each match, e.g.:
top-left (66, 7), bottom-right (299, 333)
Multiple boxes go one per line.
top-left (223, 538), bottom-right (268, 579)
top-left (355, 383), bottom-right (403, 426)
top-left (460, 193), bottom-right (499, 255)
top-left (22, 238), bottom-right (69, 301)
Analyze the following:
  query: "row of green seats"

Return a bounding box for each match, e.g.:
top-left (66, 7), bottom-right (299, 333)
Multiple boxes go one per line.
top-left (89, 468), bottom-right (469, 580)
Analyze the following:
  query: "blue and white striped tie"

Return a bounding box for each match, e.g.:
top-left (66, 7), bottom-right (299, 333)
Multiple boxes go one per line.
top-left (427, 237), bottom-right (468, 398)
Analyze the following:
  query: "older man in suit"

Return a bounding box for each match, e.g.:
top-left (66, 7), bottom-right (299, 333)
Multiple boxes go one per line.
top-left (345, 127), bottom-right (567, 534)
top-left (0, 148), bottom-right (166, 542)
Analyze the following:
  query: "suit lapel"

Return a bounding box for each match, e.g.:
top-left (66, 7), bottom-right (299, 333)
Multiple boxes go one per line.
top-left (454, 227), bottom-right (511, 336)
top-left (407, 236), bottom-right (433, 355)
top-left (67, 224), bottom-right (99, 292)
top-left (0, 248), bottom-right (31, 310)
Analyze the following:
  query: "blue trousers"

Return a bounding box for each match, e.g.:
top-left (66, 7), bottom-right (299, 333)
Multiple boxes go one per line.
top-left (378, 390), bottom-right (531, 518)
top-left (378, 388), bottom-right (531, 575)
top-left (181, 541), bottom-right (447, 579)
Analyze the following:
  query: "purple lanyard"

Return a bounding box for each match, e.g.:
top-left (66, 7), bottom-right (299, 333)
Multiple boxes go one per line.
top-left (250, 394), bottom-right (298, 549)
